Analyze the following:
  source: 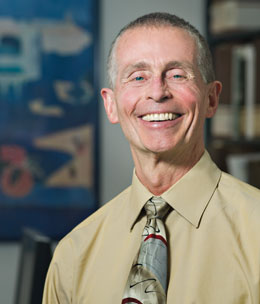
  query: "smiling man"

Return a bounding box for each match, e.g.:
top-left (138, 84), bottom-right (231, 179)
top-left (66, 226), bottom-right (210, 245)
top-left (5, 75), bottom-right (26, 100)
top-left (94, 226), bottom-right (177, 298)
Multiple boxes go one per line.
top-left (101, 21), bottom-right (219, 195)
top-left (43, 13), bottom-right (260, 304)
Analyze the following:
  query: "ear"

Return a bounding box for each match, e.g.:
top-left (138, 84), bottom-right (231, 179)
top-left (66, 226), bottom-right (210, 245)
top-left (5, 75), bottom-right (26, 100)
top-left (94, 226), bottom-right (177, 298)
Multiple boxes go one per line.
top-left (101, 88), bottom-right (119, 124)
top-left (205, 81), bottom-right (222, 118)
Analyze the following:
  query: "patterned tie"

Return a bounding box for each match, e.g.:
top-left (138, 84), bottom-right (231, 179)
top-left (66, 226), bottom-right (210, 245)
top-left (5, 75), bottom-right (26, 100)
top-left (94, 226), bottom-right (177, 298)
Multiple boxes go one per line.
top-left (122, 196), bottom-right (171, 304)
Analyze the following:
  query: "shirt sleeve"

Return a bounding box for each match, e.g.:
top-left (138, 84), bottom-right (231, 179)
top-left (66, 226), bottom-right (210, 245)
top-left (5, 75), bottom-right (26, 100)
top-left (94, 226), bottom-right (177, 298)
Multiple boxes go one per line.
top-left (42, 238), bottom-right (75, 304)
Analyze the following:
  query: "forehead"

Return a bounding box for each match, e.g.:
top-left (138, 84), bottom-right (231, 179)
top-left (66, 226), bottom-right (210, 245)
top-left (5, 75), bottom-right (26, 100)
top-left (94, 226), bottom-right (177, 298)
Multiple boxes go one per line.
top-left (115, 26), bottom-right (197, 71)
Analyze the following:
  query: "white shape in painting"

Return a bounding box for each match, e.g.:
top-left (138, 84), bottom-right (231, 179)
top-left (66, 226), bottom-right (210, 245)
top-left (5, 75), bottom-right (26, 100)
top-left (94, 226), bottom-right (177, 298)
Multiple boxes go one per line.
top-left (29, 98), bottom-right (64, 117)
top-left (54, 80), bottom-right (75, 104)
top-left (40, 18), bottom-right (92, 56)
top-left (0, 18), bottom-right (41, 96)
top-left (0, 17), bottom-right (92, 97)
top-left (54, 80), bottom-right (94, 104)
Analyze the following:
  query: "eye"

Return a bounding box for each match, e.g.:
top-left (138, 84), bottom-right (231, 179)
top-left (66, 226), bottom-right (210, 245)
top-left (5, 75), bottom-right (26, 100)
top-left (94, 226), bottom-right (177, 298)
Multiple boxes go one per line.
top-left (173, 74), bottom-right (185, 80)
top-left (166, 68), bottom-right (190, 83)
top-left (172, 70), bottom-right (187, 81)
top-left (128, 71), bottom-right (148, 83)
top-left (135, 76), bottom-right (144, 81)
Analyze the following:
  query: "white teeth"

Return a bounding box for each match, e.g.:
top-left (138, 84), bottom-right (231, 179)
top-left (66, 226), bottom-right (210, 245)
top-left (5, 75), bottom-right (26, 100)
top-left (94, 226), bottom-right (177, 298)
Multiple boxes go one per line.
top-left (142, 113), bottom-right (179, 122)
top-left (154, 113), bottom-right (159, 121)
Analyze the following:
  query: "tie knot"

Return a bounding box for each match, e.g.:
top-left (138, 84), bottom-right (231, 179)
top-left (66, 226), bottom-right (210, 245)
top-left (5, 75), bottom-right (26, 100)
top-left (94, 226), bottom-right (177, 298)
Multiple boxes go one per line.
top-left (144, 196), bottom-right (170, 220)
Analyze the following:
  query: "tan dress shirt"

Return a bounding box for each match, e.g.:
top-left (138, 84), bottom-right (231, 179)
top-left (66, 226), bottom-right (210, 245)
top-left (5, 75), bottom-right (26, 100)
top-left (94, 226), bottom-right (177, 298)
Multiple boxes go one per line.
top-left (43, 151), bottom-right (260, 303)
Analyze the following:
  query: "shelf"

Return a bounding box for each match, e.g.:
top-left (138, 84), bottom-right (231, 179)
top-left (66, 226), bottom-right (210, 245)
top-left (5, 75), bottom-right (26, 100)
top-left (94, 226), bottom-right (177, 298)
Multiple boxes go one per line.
top-left (209, 137), bottom-right (260, 148)
top-left (209, 29), bottom-right (260, 46)
top-left (206, 0), bottom-right (260, 187)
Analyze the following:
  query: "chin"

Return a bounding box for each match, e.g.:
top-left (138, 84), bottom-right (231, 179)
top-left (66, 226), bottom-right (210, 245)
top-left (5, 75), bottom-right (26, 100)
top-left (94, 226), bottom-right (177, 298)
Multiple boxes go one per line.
top-left (144, 143), bottom-right (178, 154)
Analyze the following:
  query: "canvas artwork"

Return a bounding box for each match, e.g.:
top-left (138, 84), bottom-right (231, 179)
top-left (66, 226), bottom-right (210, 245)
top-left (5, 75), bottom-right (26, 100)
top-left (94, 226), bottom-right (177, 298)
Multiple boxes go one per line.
top-left (0, 0), bottom-right (99, 239)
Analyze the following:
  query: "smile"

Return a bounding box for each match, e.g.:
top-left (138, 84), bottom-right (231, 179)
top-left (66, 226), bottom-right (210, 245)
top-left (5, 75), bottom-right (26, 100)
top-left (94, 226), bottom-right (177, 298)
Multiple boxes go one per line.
top-left (141, 113), bottom-right (180, 122)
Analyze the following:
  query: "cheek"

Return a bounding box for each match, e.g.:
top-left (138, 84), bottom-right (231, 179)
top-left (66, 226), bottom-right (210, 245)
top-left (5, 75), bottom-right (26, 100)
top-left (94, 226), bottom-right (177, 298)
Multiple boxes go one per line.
top-left (175, 86), bottom-right (202, 111)
top-left (116, 87), bottom-right (139, 116)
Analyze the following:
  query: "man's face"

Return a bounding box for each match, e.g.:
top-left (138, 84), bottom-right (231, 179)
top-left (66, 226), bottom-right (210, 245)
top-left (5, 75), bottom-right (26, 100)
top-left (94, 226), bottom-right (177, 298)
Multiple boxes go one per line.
top-left (102, 26), bottom-right (219, 158)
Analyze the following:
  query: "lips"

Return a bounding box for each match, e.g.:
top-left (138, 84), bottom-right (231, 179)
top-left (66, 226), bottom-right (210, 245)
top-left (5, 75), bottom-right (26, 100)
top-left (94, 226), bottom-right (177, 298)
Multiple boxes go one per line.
top-left (141, 112), bottom-right (181, 122)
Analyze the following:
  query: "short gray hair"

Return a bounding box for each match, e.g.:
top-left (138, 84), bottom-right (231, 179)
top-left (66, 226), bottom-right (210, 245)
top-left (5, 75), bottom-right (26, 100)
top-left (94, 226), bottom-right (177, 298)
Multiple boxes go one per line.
top-left (107, 12), bottom-right (215, 88)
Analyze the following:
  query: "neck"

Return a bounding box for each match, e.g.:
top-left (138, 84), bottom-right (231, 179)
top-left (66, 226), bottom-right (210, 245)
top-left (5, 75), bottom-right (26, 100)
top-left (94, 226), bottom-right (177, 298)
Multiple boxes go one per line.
top-left (131, 146), bottom-right (204, 196)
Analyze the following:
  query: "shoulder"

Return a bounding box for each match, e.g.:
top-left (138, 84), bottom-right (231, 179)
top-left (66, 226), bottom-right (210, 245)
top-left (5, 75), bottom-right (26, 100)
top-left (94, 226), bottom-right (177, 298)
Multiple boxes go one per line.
top-left (55, 185), bottom-right (131, 253)
top-left (217, 171), bottom-right (260, 228)
top-left (219, 171), bottom-right (260, 205)
top-left (73, 185), bottom-right (131, 232)
top-left (45, 185), bottom-right (131, 291)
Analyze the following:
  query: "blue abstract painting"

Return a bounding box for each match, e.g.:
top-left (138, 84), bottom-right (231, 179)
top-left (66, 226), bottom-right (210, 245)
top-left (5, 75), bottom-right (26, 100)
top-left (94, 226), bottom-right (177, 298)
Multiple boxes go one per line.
top-left (0, 0), bottom-right (99, 239)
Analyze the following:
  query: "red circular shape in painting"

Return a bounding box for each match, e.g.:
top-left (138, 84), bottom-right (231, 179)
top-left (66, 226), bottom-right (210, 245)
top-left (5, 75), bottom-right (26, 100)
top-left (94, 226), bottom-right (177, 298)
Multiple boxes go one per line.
top-left (1, 166), bottom-right (34, 198)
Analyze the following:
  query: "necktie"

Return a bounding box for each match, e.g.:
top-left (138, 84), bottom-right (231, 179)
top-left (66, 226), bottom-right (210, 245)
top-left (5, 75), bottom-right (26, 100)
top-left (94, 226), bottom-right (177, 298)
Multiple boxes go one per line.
top-left (122, 196), bottom-right (171, 304)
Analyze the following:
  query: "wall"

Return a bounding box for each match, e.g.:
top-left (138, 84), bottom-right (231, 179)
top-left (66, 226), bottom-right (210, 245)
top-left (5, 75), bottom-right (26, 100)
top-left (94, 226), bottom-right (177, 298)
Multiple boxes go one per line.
top-left (0, 0), bottom-right (205, 303)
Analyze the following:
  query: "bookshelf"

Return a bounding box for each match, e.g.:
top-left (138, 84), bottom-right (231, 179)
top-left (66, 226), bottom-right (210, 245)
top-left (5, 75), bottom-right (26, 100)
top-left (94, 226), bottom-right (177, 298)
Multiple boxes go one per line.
top-left (206, 0), bottom-right (260, 188)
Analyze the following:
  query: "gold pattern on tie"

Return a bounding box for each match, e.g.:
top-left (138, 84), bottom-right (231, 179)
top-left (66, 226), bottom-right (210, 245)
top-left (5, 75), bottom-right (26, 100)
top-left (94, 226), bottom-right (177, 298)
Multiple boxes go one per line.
top-left (122, 196), bottom-right (171, 304)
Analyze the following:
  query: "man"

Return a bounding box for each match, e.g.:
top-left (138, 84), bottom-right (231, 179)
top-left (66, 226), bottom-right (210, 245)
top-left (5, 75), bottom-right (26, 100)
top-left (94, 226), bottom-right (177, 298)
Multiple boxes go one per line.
top-left (43, 12), bottom-right (260, 303)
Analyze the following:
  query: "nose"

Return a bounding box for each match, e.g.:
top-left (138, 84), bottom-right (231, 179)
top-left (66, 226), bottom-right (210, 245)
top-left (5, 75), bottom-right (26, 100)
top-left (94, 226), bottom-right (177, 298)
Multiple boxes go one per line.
top-left (146, 77), bottom-right (172, 102)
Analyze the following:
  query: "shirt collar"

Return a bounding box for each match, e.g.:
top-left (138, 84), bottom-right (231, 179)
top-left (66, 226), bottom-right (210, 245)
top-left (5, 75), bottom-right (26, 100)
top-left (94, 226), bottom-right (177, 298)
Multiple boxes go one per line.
top-left (162, 151), bottom-right (221, 227)
top-left (128, 169), bottom-right (152, 231)
top-left (127, 151), bottom-right (221, 230)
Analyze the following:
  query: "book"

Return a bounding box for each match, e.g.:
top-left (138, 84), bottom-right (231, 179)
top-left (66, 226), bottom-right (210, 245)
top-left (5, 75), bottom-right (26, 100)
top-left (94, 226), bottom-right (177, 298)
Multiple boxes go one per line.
top-left (214, 43), bottom-right (233, 104)
top-left (248, 159), bottom-right (260, 188)
top-left (227, 152), bottom-right (260, 187)
top-left (240, 105), bottom-right (260, 137)
top-left (231, 44), bottom-right (257, 139)
top-left (212, 41), bottom-right (259, 139)
top-left (255, 39), bottom-right (260, 105)
top-left (210, 0), bottom-right (260, 34)
top-left (211, 104), bottom-right (234, 137)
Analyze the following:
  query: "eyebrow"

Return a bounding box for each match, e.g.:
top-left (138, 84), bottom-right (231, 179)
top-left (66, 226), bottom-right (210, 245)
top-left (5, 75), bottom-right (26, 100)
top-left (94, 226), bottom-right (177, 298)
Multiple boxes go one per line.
top-left (164, 60), bottom-right (194, 71)
top-left (121, 61), bottom-right (150, 78)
